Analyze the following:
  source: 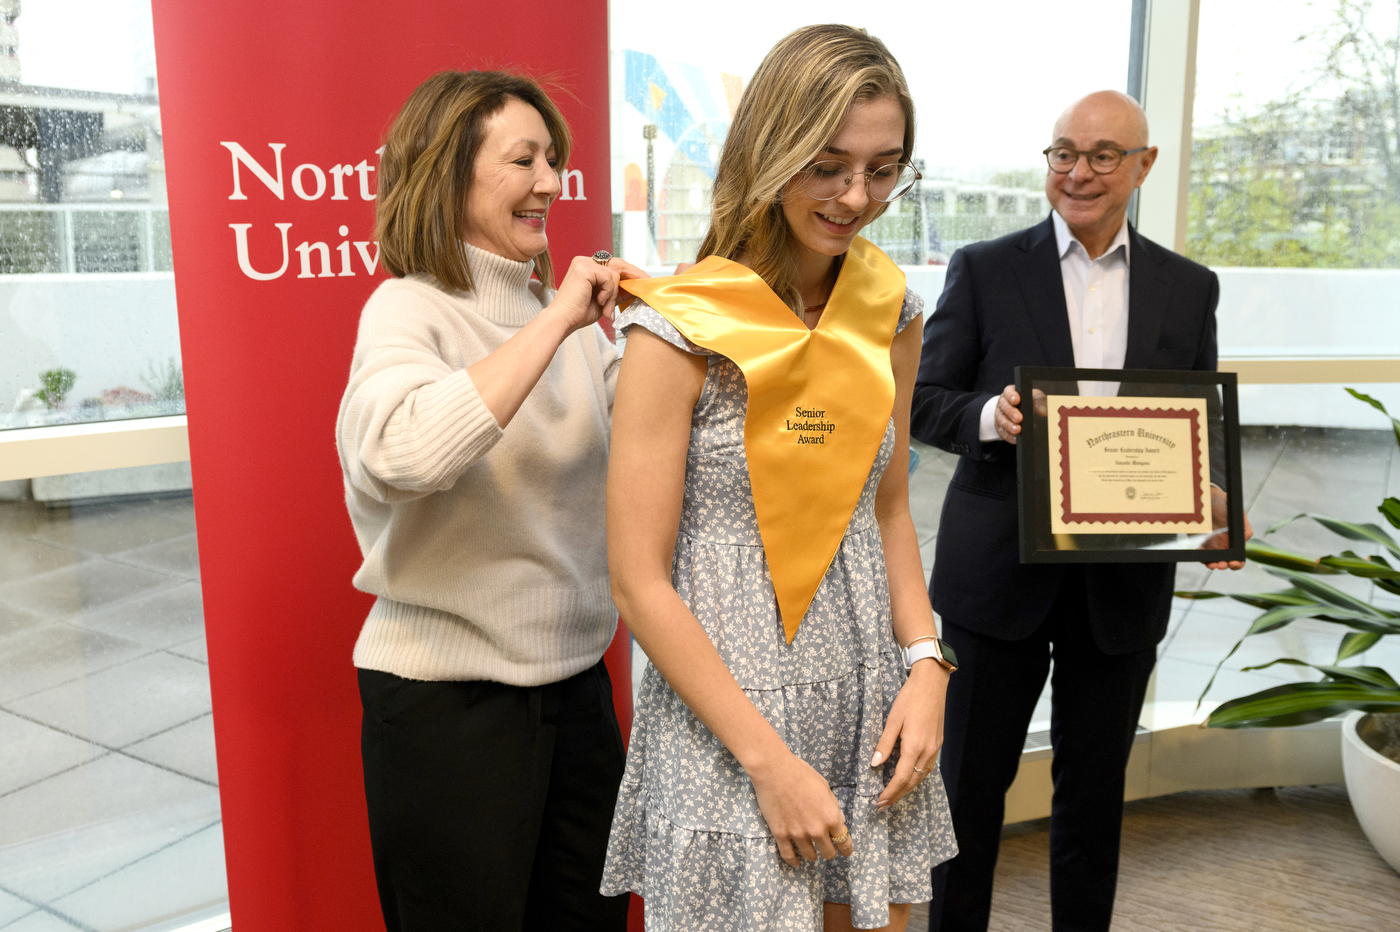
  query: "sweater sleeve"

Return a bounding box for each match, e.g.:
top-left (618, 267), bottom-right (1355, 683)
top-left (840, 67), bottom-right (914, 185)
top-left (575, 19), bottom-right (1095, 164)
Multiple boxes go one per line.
top-left (337, 283), bottom-right (505, 503)
top-left (596, 323), bottom-right (620, 416)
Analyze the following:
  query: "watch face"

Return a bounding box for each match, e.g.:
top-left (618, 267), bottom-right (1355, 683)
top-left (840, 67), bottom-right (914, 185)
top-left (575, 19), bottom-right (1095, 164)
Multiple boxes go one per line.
top-left (939, 639), bottom-right (960, 671)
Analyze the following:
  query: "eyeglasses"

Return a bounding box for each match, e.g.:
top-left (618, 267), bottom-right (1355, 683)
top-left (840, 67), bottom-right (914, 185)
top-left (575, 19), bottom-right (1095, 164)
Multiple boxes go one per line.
top-left (796, 160), bottom-right (922, 203)
top-left (1043, 146), bottom-right (1148, 175)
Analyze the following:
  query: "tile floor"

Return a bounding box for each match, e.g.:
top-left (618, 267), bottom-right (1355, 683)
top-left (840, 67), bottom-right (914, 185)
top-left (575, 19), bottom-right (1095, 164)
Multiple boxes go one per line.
top-left (3, 426), bottom-right (1397, 931)
top-left (0, 495), bottom-right (225, 932)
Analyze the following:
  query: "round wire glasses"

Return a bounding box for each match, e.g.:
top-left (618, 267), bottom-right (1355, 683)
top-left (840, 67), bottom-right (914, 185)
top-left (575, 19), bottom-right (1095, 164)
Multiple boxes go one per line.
top-left (796, 160), bottom-right (922, 203)
top-left (1042, 146), bottom-right (1149, 175)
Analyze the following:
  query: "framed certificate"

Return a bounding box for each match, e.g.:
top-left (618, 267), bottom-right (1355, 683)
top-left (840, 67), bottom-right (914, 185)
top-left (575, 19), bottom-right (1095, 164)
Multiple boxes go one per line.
top-left (1015, 367), bottom-right (1245, 564)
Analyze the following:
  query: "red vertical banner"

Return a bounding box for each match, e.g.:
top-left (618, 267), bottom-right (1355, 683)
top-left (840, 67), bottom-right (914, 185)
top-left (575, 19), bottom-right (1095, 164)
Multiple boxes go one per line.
top-left (149, 4), bottom-right (626, 929)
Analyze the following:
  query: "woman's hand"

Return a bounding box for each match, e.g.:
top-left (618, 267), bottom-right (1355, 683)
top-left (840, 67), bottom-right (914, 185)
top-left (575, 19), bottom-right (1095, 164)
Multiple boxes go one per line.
top-left (871, 659), bottom-right (949, 812)
top-left (748, 751), bottom-right (856, 866)
top-left (545, 255), bottom-right (648, 334)
top-left (465, 256), bottom-right (646, 430)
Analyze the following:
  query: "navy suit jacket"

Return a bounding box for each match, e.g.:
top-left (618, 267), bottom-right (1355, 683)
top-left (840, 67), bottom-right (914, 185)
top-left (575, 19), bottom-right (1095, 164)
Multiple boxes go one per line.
top-left (910, 216), bottom-right (1221, 655)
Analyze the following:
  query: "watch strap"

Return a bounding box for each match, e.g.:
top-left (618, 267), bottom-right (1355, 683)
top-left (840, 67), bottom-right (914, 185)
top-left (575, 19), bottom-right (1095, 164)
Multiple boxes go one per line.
top-left (901, 637), bottom-right (958, 672)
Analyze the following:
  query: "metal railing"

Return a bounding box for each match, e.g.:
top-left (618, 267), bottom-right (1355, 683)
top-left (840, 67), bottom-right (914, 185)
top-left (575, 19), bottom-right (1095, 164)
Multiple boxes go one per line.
top-left (0, 203), bottom-right (172, 274)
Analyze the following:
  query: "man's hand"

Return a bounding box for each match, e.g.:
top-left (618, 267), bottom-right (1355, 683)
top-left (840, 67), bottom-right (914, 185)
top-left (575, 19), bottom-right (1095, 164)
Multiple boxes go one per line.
top-left (994, 385), bottom-right (1022, 443)
top-left (1202, 484), bottom-right (1252, 570)
top-left (994, 386), bottom-right (1046, 444)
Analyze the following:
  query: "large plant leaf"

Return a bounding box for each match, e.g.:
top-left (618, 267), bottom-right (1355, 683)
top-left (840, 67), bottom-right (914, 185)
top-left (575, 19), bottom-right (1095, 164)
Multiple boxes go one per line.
top-left (1320, 551), bottom-right (1400, 580)
top-left (1206, 680), bottom-right (1400, 728)
top-left (1264, 566), bottom-right (1400, 621)
top-left (1174, 588), bottom-right (1311, 611)
top-left (1230, 589), bottom-right (1314, 611)
top-left (1338, 631), bottom-right (1383, 662)
top-left (1197, 635), bottom-right (1249, 710)
top-left (1239, 658), bottom-right (1399, 690)
top-left (1243, 602), bottom-right (1344, 634)
top-left (1264, 514), bottom-right (1400, 561)
top-left (1379, 497), bottom-right (1400, 531)
top-left (1195, 602), bottom-right (1397, 710)
top-left (1244, 539), bottom-right (1336, 574)
top-left (1363, 553), bottom-right (1400, 595)
top-left (1196, 603), bottom-right (1325, 709)
top-left (1246, 601), bottom-right (1391, 638)
top-left (1347, 388), bottom-right (1400, 448)
top-left (1195, 594), bottom-right (1400, 710)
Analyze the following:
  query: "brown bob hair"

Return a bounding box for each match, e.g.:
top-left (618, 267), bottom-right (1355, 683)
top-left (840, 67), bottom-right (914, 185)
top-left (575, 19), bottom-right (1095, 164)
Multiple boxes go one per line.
top-left (376, 70), bottom-right (571, 292)
top-left (697, 25), bottom-right (915, 314)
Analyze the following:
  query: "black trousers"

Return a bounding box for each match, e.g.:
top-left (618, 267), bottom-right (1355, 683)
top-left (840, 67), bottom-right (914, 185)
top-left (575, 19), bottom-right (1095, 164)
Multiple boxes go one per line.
top-left (358, 659), bottom-right (631, 932)
top-left (930, 568), bottom-right (1157, 932)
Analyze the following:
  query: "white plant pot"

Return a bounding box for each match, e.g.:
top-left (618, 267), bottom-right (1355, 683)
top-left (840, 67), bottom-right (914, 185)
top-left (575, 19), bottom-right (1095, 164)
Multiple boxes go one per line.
top-left (1342, 711), bottom-right (1400, 874)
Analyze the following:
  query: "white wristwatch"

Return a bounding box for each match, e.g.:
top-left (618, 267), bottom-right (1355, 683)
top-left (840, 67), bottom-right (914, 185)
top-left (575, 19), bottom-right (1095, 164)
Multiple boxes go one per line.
top-left (901, 636), bottom-right (959, 673)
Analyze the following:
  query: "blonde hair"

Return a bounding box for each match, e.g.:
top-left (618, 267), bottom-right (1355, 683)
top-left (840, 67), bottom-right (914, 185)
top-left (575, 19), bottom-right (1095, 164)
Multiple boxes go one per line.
top-left (376, 70), bottom-right (571, 292)
top-left (697, 25), bottom-right (915, 313)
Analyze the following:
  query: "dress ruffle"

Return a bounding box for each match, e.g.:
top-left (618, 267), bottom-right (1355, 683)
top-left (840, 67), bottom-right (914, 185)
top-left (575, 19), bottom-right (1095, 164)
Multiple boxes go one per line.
top-left (602, 529), bottom-right (958, 928)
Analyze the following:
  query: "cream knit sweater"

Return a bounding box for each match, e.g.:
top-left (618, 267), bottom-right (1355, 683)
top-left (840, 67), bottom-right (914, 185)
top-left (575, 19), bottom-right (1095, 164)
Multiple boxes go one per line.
top-left (337, 243), bottom-right (618, 687)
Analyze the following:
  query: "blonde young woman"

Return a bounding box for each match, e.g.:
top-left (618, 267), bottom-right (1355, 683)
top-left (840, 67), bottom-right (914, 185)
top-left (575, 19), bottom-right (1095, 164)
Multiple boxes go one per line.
top-left (601, 25), bottom-right (957, 931)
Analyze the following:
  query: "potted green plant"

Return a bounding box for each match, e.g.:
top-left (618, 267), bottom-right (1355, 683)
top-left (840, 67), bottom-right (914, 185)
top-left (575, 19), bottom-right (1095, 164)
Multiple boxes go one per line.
top-left (1179, 389), bottom-right (1400, 872)
top-left (34, 367), bottom-right (76, 410)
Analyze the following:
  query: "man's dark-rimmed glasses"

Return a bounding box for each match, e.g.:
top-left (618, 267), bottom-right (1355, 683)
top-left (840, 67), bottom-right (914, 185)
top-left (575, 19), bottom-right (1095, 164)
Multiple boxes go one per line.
top-left (1042, 146), bottom-right (1148, 175)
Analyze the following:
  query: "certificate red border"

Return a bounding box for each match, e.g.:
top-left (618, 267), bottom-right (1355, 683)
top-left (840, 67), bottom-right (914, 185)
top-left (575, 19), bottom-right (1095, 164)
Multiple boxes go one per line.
top-left (1057, 405), bottom-right (1205, 525)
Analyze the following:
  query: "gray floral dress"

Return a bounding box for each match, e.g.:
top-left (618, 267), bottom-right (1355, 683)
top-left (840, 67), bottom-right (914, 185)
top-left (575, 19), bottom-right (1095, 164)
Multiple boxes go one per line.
top-left (600, 290), bottom-right (957, 930)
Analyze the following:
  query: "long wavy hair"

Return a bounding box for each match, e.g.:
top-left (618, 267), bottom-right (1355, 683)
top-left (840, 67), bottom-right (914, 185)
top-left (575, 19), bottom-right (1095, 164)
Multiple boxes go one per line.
top-left (376, 70), bottom-right (571, 292)
top-left (696, 25), bottom-right (915, 314)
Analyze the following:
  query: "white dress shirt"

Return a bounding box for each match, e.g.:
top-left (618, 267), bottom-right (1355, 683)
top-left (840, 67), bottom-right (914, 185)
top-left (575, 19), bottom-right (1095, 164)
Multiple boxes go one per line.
top-left (978, 211), bottom-right (1131, 442)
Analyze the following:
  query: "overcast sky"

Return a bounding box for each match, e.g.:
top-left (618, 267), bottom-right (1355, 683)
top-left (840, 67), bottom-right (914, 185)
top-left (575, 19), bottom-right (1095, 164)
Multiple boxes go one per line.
top-left (1192, 0), bottom-right (1349, 122)
top-left (611, 3), bottom-right (1131, 174)
top-left (17, 0), bottom-right (146, 96)
top-left (14, 1), bottom-right (1356, 172)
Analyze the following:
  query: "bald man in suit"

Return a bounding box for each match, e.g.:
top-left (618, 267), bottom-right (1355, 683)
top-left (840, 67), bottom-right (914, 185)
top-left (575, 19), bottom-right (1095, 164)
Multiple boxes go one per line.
top-left (911, 91), bottom-right (1250, 932)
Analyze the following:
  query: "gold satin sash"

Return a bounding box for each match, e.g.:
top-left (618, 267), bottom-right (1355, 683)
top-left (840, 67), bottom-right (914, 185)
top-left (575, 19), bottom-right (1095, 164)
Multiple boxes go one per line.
top-left (620, 236), bottom-right (906, 643)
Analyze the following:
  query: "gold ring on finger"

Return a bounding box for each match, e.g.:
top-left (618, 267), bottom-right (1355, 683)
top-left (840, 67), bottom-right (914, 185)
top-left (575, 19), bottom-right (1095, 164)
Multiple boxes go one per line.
top-left (830, 829), bottom-right (851, 846)
top-left (912, 764), bottom-right (926, 775)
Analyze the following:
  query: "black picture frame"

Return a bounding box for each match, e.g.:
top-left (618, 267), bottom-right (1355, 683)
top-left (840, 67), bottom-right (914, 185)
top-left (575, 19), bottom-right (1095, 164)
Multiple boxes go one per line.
top-left (1014, 366), bottom-right (1245, 564)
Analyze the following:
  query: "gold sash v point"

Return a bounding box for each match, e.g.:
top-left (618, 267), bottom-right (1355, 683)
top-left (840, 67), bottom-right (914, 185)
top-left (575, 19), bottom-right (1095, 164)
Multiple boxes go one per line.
top-left (620, 237), bottom-right (906, 643)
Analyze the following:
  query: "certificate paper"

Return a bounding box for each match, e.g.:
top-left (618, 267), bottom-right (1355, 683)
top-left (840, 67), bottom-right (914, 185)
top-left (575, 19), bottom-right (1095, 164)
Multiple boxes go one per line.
top-left (1046, 395), bottom-right (1211, 535)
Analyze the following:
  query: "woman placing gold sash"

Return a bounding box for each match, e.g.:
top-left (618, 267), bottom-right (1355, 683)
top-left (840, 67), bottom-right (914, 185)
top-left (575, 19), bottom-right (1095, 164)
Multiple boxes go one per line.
top-left (600, 25), bottom-right (956, 931)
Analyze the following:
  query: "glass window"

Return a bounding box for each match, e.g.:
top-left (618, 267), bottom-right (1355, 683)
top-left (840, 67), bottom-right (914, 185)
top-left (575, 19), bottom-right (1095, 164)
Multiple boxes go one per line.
top-left (1, 0), bottom-right (182, 432)
top-left (609, 5), bottom-right (1130, 272)
top-left (1169, 0), bottom-right (1399, 725)
top-left (1189, 0), bottom-right (1400, 425)
top-left (0, 4), bottom-right (225, 930)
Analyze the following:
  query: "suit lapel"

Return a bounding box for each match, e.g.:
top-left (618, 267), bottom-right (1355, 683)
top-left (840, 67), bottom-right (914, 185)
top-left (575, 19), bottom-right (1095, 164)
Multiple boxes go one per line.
top-left (1009, 217), bottom-right (1075, 366)
top-left (1124, 225), bottom-right (1174, 369)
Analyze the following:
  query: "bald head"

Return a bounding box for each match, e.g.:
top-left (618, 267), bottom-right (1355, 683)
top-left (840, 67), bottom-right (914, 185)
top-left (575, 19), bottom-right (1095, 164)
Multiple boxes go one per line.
top-left (1052, 90), bottom-right (1149, 149)
top-left (1044, 90), bottom-right (1157, 258)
